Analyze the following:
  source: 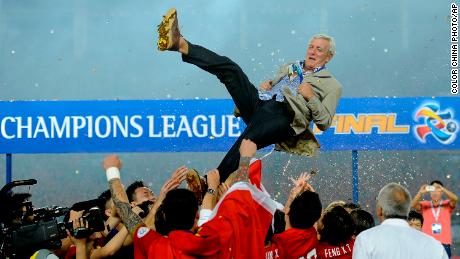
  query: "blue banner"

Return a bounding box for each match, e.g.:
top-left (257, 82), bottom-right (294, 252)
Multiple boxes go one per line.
top-left (0, 97), bottom-right (459, 153)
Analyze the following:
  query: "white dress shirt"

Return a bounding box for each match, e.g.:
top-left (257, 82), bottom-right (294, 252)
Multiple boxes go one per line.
top-left (353, 218), bottom-right (448, 259)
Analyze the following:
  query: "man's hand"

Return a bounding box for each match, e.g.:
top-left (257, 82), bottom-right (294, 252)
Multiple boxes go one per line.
top-left (239, 139), bottom-right (257, 158)
top-left (68, 217), bottom-right (89, 245)
top-left (170, 166), bottom-right (189, 183)
top-left (418, 184), bottom-right (429, 195)
top-left (206, 169), bottom-right (220, 190)
top-left (143, 166), bottom-right (188, 229)
top-left (298, 82), bottom-right (315, 100)
top-left (288, 172), bottom-right (314, 199)
top-left (217, 183), bottom-right (229, 201)
top-left (259, 80), bottom-right (273, 91)
top-left (159, 168), bottom-right (188, 198)
top-left (103, 155), bottom-right (123, 170)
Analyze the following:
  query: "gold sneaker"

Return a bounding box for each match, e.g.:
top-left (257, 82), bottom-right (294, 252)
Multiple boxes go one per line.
top-left (157, 8), bottom-right (180, 51)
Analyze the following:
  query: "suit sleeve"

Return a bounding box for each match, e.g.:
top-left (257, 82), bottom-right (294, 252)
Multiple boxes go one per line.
top-left (306, 83), bottom-right (342, 131)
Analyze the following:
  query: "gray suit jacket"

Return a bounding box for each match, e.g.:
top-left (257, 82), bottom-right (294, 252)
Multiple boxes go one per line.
top-left (273, 62), bottom-right (342, 156)
top-left (234, 62), bottom-right (342, 156)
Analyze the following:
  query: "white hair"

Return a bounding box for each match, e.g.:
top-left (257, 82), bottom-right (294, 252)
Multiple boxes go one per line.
top-left (310, 34), bottom-right (336, 55)
top-left (377, 183), bottom-right (412, 218)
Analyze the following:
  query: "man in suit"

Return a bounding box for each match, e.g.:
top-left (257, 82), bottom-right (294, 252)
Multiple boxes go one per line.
top-left (157, 8), bottom-right (342, 183)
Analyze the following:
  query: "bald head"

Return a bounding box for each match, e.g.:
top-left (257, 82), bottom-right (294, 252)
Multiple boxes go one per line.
top-left (377, 183), bottom-right (412, 219)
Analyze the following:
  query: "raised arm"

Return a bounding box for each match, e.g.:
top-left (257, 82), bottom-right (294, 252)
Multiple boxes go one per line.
top-left (284, 172), bottom-right (314, 213)
top-left (103, 155), bottom-right (145, 236)
top-left (227, 139), bottom-right (257, 187)
top-left (411, 184), bottom-right (429, 211)
top-left (144, 165), bottom-right (188, 228)
top-left (197, 169), bottom-right (220, 227)
top-left (201, 169), bottom-right (220, 210)
top-left (440, 185), bottom-right (458, 209)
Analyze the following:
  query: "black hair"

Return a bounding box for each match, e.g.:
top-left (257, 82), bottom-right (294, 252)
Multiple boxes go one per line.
top-left (350, 209), bottom-right (375, 236)
top-left (265, 209), bottom-right (286, 246)
top-left (319, 206), bottom-right (355, 246)
top-left (288, 191), bottom-right (322, 229)
top-left (408, 210), bottom-right (424, 225)
top-left (126, 181), bottom-right (145, 203)
top-left (1, 193), bottom-right (32, 224)
top-left (343, 202), bottom-right (361, 211)
top-left (430, 180), bottom-right (443, 187)
top-left (98, 189), bottom-right (112, 220)
top-left (154, 188), bottom-right (198, 236)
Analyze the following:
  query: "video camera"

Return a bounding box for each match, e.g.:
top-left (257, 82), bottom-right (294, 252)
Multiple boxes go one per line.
top-left (0, 179), bottom-right (69, 258)
top-left (67, 198), bottom-right (106, 239)
top-left (0, 179), bottom-right (105, 258)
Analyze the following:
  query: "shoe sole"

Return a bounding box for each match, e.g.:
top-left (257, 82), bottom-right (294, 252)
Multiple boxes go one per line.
top-left (157, 8), bottom-right (177, 51)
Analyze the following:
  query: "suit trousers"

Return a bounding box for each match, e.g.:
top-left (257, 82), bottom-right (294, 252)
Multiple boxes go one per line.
top-left (182, 42), bottom-right (295, 182)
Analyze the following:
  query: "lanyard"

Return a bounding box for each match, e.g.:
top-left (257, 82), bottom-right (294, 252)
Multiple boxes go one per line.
top-left (295, 61), bottom-right (327, 83)
top-left (430, 200), bottom-right (442, 222)
top-left (312, 65), bottom-right (326, 73)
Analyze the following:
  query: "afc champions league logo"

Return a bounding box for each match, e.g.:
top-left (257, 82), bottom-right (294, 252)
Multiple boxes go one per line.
top-left (413, 103), bottom-right (458, 145)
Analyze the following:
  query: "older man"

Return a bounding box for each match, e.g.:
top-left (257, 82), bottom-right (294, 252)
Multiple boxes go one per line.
top-left (353, 183), bottom-right (448, 259)
top-left (157, 8), bottom-right (342, 183)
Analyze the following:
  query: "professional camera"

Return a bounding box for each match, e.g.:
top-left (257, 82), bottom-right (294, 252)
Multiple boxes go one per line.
top-left (0, 179), bottom-right (69, 258)
top-left (67, 198), bottom-right (106, 239)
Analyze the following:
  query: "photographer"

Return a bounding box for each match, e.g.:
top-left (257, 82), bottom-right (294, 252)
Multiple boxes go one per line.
top-left (0, 180), bottom-right (70, 259)
top-left (411, 180), bottom-right (458, 258)
top-left (96, 190), bottom-right (134, 258)
top-left (66, 207), bottom-right (131, 259)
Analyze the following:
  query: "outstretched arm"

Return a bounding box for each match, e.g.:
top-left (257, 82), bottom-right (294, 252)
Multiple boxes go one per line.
top-left (285, 172), bottom-right (314, 213)
top-left (144, 166), bottom-right (188, 228)
top-left (411, 184), bottom-right (429, 211)
top-left (226, 139), bottom-right (257, 187)
top-left (201, 169), bottom-right (220, 211)
top-left (103, 155), bottom-right (145, 236)
top-left (441, 185), bottom-right (458, 209)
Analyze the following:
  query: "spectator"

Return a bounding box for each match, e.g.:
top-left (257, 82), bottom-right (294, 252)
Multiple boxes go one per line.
top-left (349, 209), bottom-right (375, 237)
top-left (411, 180), bottom-right (458, 257)
top-left (316, 206), bottom-right (355, 259)
top-left (407, 210), bottom-right (423, 231)
top-left (353, 182), bottom-right (448, 259)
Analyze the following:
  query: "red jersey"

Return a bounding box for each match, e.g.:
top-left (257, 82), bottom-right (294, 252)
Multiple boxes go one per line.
top-left (270, 227), bottom-right (318, 259)
top-left (316, 239), bottom-right (354, 259)
top-left (133, 182), bottom-right (276, 259)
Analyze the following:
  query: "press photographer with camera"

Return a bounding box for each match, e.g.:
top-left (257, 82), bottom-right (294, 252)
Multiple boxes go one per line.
top-left (66, 209), bottom-right (129, 259)
top-left (411, 180), bottom-right (458, 258)
top-left (0, 179), bottom-right (70, 258)
top-left (64, 193), bottom-right (140, 259)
